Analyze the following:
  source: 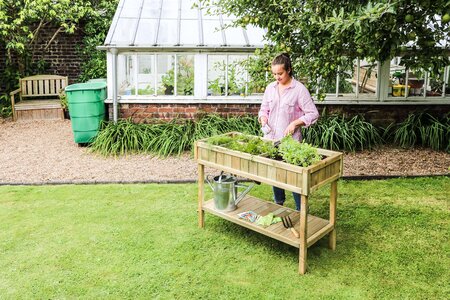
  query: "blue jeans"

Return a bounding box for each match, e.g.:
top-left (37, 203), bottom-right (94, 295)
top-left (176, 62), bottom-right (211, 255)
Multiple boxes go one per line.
top-left (273, 186), bottom-right (301, 211)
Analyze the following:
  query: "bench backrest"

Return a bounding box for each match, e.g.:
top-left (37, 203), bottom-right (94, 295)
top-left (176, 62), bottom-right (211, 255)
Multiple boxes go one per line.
top-left (20, 75), bottom-right (68, 98)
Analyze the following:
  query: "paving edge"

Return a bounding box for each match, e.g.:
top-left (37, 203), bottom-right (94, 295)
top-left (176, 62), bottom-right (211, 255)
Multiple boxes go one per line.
top-left (0, 174), bottom-right (448, 186)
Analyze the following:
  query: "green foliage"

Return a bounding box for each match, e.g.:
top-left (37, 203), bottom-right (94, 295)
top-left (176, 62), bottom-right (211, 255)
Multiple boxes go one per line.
top-left (59, 91), bottom-right (68, 110)
top-left (90, 112), bottom-right (447, 157)
top-left (278, 135), bottom-right (322, 167)
top-left (206, 133), bottom-right (322, 166)
top-left (207, 134), bottom-right (278, 158)
top-left (90, 115), bottom-right (261, 157)
top-left (200, 0), bottom-right (450, 97)
top-left (77, 0), bottom-right (119, 82)
top-left (386, 113), bottom-right (450, 151)
top-left (303, 113), bottom-right (383, 151)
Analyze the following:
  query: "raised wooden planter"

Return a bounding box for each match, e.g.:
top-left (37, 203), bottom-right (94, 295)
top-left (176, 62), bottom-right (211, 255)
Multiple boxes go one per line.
top-left (195, 132), bottom-right (343, 274)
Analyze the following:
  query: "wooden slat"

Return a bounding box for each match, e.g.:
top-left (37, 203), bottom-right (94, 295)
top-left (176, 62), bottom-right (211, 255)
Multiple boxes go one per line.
top-left (32, 80), bottom-right (38, 95)
top-left (21, 80), bottom-right (26, 96)
top-left (44, 80), bottom-right (50, 94)
top-left (240, 158), bottom-right (249, 173)
top-left (50, 79), bottom-right (55, 94)
top-left (267, 165), bottom-right (277, 181)
top-left (286, 171), bottom-right (297, 186)
top-left (276, 168), bottom-right (287, 184)
top-left (249, 161), bottom-right (258, 175)
top-left (196, 159), bottom-right (304, 194)
top-left (38, 80), bottom-right (44, 95)
top-left (216, 152), bottom-right (224, 165)
top-left (55, 79), bottom-right (61, 93)
top-left (27, 80), bottom-right (32, 96)
top-left (231, 156), bottom-right (240, 170)
top-left (257, 163), bottom-right (267, 177)
top-left (307, 224), bottom-right (334, 247)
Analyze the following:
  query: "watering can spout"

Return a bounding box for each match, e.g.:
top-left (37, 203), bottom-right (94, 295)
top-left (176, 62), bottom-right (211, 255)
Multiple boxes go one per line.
top-left (235, 182), bottom-right (255, 205)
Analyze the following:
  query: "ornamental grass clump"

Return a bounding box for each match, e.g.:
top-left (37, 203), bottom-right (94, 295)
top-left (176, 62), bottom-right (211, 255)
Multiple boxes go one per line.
top-left (302, 114), bottom-right (382, 151)
top-left (278, 136), bottom-right (322, 167)
top-left (385, 113), bottom-right (449, 152)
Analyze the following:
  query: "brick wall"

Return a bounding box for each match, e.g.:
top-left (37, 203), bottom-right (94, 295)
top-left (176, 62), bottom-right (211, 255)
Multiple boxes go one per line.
top-left (0, 24), bottom-right (85, 93)
top-left (108, 102), bottom-right (449, 126)
top-left (110, 103), bottom-right (261, 123)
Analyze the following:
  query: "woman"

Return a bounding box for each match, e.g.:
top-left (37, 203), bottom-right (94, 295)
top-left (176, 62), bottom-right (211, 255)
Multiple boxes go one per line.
top-left (258, 53), bottom-right (319, 210)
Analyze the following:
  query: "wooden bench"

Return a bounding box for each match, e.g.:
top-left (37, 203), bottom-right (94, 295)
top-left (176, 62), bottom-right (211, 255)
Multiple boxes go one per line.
top-left (10, 75), bottom-right (68, 121)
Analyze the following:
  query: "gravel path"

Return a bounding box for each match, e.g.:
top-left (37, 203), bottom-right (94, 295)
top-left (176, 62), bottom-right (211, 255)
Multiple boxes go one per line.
top-left (0, 119), bottom-right (448, 185)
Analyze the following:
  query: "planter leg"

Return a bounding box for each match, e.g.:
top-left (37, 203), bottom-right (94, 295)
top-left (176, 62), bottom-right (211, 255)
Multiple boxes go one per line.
top-left (329, 180), bottom-right (337, 250)
top-left (299, 194), bottom-right (308, 274)
top-left (198, 164), bottom-right (205, 228)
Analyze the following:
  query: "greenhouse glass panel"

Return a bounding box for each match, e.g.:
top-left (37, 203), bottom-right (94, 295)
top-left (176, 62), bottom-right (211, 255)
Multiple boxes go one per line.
top-left (135, 19), bottom-right (158, 45)
top-left (407, 70), bottom-right (425, 97)
top-left (340, 66), bottom-right (356, 96)
top-left (208, 55), bottom-right (226, 96)
top-left (158, 19), bottom-right (178, 45)
top-left (426, 66), bottom-right (446, 97)
top-left (137, 55), bottom-right (156, 95)
top-left (157, 54), bottom-right (176, 95)
top-left (161, 0), bottom-right (178, 19)
top-left (181, 0), bottom-right (198, 19)
top-left (203, 20), bottom-right (224, 45)
top-left (246, 25), bottom-right (267, 45)
top-left (180, 20), bottom-right (199, 45)
top-left (110, 19), bottom-right (138, 45)
top-left (120, 0), bottom-right (141, 18)
top-left (141, 6), bottom-right (161, 18)
top-left (227, 55), bottom-right (247, 96)
top-left (176, 55), bottom-right (195, 96)
top-left (223, 21), bottom-right (247, 45)
top-left (353, 59), bottom-right (377, 97)
top-left (118, 54), bottom-right (135, 96)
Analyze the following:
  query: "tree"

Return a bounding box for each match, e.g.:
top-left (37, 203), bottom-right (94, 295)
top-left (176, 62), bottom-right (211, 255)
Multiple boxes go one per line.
top-left (0, 0), bottom-right (94, 74)
top-left (200, 0), bottom-right (450, 97)
top-left (0, 0), bottom-right (117, 116)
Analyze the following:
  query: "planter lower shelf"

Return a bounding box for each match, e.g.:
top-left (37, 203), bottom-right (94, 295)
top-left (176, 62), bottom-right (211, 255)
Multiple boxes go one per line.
top-left (203, 196), bottom-right (332, 248)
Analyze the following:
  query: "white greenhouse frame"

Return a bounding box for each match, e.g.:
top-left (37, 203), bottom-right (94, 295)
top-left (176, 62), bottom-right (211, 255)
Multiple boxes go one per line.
top-left (99, 0), bottom-right (450, 121)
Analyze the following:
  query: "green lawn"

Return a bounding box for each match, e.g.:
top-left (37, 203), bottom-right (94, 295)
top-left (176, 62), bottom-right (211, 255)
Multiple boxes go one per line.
top-left (0, 177), bottom-right (448, 299)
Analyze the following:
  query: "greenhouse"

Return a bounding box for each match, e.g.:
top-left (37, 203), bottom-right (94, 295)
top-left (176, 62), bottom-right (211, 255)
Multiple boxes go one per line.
top-left (99, 0), bottom-right (450, 122)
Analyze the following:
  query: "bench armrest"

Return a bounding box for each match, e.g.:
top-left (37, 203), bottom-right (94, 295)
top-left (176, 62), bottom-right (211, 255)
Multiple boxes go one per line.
top-left (10, 88), bottom-right (21, 96)
top-left (10, 88), bottom-right (21, 121)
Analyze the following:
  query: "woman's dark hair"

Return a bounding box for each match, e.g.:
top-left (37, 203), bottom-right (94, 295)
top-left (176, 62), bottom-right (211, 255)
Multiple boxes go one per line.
top-left (272, 53), bottom-right (293, 77)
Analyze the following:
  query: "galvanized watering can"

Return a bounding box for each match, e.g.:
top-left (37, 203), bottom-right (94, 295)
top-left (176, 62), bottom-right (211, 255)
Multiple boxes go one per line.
top-left (206, 172), bottom-right (254, 212)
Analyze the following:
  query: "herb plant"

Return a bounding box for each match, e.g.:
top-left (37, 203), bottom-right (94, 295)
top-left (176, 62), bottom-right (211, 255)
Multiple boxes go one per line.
top-left (278, 136), bottom-right (322, 167)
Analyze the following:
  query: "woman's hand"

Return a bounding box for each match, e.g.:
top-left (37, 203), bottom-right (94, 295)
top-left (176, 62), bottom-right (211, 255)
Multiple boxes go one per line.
top-left (284, 119), bottom-right (305, 136)
top-left (259, 116), bottom-right (268, 126)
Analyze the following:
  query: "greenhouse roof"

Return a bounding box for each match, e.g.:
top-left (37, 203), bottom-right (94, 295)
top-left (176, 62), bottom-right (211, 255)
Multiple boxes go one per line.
top-left (102, 0), bottom-right (267, 51)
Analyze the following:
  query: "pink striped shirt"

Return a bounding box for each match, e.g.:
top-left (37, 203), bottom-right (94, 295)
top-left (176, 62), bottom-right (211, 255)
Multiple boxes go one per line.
top-left (258, 79), bottom-right (319, 141)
